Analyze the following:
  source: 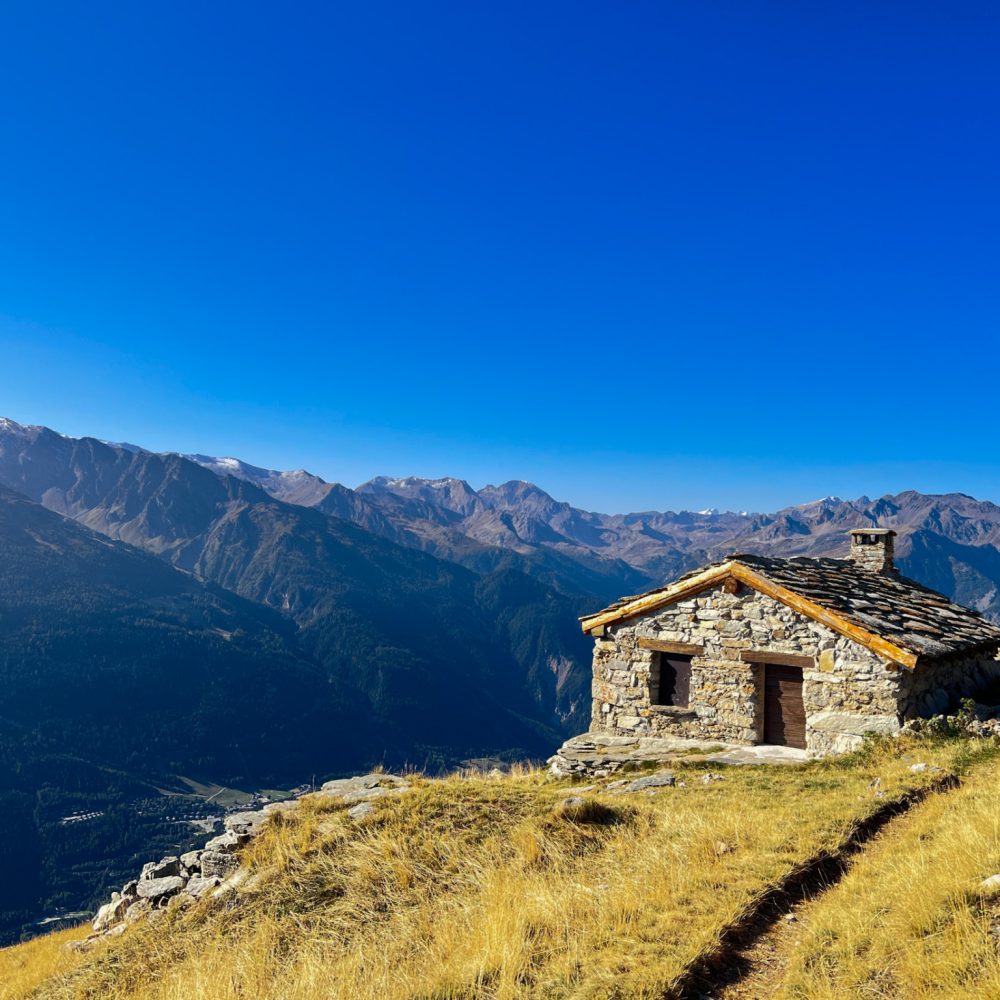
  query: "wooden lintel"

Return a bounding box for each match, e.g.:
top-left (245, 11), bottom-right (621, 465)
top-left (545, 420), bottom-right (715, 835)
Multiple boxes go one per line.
top-left (739, 650), bottom-right (814, 669)
top-left (638, 638), bottom-right (703, 655)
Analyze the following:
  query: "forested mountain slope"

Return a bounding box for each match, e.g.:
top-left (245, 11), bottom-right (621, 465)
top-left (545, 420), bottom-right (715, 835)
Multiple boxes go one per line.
top-left (0, 485), bottom-right (345, 942)
top-left (0, 422), bottom-right (592, 742)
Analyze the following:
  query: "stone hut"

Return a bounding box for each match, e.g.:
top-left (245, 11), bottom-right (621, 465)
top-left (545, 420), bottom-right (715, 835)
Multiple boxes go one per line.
top-left (579, 529), bottom-right (1000, 754)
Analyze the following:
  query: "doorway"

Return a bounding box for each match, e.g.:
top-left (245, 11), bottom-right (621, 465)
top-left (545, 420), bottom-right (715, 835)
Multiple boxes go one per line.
top-left (763, 664), bottom-right (806, 749)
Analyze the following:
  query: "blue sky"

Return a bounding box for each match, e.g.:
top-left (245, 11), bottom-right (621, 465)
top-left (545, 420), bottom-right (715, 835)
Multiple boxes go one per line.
top-left (1, 2), bottom-right (998, 514)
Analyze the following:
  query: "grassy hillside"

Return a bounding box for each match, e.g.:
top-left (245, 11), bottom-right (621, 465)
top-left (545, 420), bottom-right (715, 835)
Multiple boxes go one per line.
top-left (4, 737), bottom-right (1000, 999)
top-left (775, 751), bottom-right (1000, 998)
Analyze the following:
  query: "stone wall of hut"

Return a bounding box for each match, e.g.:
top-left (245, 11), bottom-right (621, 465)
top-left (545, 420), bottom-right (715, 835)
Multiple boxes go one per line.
top-left (897, 650), bottom-right (1000, 718)
top-left (592, 582), bottom-right (906, 753)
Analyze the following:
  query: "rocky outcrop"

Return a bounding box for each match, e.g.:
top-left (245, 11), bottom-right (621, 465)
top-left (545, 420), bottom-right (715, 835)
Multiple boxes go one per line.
top-left (78, 773), bottom-right (413, 948)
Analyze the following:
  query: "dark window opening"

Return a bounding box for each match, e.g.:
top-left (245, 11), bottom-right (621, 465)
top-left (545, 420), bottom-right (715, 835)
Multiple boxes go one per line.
top-left (651, 653), bottom-right (692, 708)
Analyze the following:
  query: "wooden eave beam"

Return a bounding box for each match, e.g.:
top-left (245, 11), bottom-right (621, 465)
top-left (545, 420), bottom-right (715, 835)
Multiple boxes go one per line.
top-left (580, 560), bottom-right (919, 670)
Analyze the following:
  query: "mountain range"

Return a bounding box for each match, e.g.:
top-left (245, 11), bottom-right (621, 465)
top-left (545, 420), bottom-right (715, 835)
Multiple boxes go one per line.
top-left (193, 451), bottom-right (1000, 622)
top-left (4, 414), bottom-right (1000, 939)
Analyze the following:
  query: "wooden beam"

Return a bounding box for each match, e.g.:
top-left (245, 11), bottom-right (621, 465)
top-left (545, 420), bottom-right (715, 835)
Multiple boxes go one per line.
top-left (730, 564), bottom-right (918, 670)
top-left (739, 649), bottom-right (814, 668)
top-left (638, 638), bottom-right (703, 655)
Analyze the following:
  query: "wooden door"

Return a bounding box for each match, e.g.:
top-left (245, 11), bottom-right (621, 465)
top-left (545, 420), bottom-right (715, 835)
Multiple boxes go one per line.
top-left (763, 664), bottom-right (806, 749)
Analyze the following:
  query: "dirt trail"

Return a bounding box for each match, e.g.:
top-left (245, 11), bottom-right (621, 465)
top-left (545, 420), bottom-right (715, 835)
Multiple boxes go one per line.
top-left (672, 773), bottom-right (961, 1000)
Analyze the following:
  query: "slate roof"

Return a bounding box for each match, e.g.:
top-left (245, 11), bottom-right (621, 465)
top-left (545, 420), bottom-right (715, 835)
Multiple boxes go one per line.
top-left (588, 554), bottom-right (1000, 662)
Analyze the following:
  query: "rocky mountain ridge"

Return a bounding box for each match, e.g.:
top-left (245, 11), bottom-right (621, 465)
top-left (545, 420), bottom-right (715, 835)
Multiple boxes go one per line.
top-left (8, 419), bottom-right (1000, 620)
top-left (0, 420), bottom-right (591, 743)
top-left (183, 438), bottom-right (1000, 621)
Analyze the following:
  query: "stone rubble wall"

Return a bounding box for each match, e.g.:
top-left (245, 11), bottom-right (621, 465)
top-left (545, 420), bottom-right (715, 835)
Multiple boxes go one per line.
top-left (899, 651), bottom-right (1000, 718)
top-left (81, 773), bottom-right (412, 947)
top-left (592, 583), bottom-right (905, 753)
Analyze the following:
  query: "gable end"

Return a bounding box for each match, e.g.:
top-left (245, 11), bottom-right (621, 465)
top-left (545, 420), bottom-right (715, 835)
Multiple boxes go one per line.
top-left (581, 561), bottom-right (919, 669)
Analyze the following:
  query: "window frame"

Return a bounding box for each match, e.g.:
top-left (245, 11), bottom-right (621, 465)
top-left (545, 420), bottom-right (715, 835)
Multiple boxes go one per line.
top-left (651, 651), bottom-right (693, 709)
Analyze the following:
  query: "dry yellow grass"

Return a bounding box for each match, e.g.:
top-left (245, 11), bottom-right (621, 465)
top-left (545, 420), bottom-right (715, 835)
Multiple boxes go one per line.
top-left (775, 747), bottom-right (1000, 999)
top-left (0, 925), bottom-right (93, 1000)
top-left (0, 743), bottom-right (976, 1000)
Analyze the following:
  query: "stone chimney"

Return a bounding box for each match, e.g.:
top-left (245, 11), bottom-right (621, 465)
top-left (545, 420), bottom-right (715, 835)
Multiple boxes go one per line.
top-left (848, 528), bottom-right (897, 574)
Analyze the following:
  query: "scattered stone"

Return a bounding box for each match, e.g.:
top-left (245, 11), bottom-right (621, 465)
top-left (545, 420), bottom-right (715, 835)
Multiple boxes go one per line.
top-left (624, 772), bottom-right (676, 792)
top-left (204, 829), bottom-right (250, 854)
top-left (125, 899), bottom-right (152, 924)
top-left (320, 773), bottom-right (409, 797)
top-left (180, 850), bottom-right (202, 874)
top-left (184, 876), bottom-right (221, 898)
top-left (92, 896), bottom-right (128, 932)
top-left (262, 799), bottom-right (299, 817)
top-left (559, 796), bottom-right (586, 809)
top-left (784, 913), bottom-right (797, 923)
top-left (135, 876), bottom-right (186, 901)
top-left (908, 762), bottom-right (944, 775)
top-left (140, 856), bottom-right (182, 880)
top-left (700, 772), bottom-right (725, 783)
top-left (347, 801), bottom-right (375, 821)
top-left (715, 841), bottom-right (733, 855)
top-left (224, 810), bottom-right (269, 837)
top-left (212, 867), bottom-right (250, 897)
top-left (86, 769), bottom-right (416, 939)
top-left (981, 874), bottom-right (1000, 893)
top-left (201, 850), bottom-right (241, 880)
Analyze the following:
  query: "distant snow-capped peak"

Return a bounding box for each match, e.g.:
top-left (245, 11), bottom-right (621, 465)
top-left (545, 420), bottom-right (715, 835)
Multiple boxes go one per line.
top-left (0, 416), bottom-right (50, 436)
